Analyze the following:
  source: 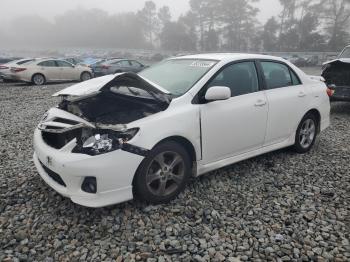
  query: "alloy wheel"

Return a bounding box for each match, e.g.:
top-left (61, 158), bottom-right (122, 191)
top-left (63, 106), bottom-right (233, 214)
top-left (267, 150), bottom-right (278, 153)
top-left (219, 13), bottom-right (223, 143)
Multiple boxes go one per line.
top-left (33, 75), bottom-right (45, 85)
top-left (81, 72), bottom-right (91, 81)
top-left (299, 118), bottom-right (316, 149)
top-left (146, 151), bottom-right (185, 197)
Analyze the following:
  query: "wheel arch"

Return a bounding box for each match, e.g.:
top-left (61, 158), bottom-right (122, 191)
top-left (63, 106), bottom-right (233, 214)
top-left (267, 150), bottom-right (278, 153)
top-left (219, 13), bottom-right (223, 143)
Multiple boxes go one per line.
top-left (152, 136), bottom-right (197, 166)
top-left (304, 108), bottom-right (321, 133)
top-left (131, 135), bottom-right (197, 193)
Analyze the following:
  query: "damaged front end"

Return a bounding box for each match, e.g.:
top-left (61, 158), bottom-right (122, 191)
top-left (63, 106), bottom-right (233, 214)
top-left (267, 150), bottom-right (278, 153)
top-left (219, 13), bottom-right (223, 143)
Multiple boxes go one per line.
top-left (40, 72), bottom-right (172, 156)
top-left (322, 59), bottom-right (350, 102)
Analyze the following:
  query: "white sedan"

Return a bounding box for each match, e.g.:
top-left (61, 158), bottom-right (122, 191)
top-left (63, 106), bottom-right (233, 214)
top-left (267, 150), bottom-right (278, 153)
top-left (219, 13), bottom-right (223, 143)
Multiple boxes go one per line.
top-left (0, 58), bottom-right (34, 81)
top-left (33, 54), bottom-right (331, 207)
top-left (10, 58), bottom-right (93, 85)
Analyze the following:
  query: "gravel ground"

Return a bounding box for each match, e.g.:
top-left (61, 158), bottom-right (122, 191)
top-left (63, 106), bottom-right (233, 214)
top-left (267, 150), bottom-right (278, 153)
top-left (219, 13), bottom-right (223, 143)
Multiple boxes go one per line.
top-left (0, 79), bottom-right (349, 262)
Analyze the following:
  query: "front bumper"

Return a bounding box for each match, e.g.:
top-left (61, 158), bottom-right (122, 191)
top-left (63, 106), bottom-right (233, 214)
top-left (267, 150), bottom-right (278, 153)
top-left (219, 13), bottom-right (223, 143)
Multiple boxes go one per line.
top-left (33, 128), bottom-right (145, 207)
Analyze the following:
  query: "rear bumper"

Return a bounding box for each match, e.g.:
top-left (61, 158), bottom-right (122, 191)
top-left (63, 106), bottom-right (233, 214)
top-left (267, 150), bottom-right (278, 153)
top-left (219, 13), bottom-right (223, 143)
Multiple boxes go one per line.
top-left (33, 128), bottom-right (145, 207)
top-left (330, 86), bottom-right (350, 102)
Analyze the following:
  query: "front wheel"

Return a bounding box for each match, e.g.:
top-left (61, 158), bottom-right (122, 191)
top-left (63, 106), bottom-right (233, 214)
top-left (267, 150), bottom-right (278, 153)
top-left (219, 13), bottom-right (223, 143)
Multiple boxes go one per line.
top-left (133, 141), bottom-right (191, 204)
top-left (293, 113), bottom-right (318, 153)
top-left (80, 72), bottom-right (92, 82)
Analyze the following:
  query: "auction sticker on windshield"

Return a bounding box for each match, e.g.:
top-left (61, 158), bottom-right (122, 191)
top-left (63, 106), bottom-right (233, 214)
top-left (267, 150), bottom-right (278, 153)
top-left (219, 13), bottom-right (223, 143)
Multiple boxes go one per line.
top-left (190, 61), bottom-right (216, 68)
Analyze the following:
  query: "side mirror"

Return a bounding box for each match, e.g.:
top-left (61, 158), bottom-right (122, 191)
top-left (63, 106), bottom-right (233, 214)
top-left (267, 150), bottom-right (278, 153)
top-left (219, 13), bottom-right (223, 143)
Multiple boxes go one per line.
top-left (205, 86), bottom-right (231, 101)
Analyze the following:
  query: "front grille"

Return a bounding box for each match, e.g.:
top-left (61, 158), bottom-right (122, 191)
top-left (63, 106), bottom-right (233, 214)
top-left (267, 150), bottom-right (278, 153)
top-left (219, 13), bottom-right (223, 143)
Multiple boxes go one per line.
top-left (39, 161), bottom-right (66, 187)
top-left (40, 117), bottom-right (83, 149)
top-left (42, 129), bottom-right (81, 149)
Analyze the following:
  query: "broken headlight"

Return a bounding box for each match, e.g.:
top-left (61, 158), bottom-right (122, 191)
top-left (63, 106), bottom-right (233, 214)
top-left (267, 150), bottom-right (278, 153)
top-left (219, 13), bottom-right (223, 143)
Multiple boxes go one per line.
top-left (75, 128), bottom-right (139, 155)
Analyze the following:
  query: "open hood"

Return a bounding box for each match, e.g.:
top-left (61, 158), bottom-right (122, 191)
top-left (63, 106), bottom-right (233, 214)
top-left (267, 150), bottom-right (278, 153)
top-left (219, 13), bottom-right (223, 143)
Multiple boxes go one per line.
top-left (53, 72), bottom-right (171, 104)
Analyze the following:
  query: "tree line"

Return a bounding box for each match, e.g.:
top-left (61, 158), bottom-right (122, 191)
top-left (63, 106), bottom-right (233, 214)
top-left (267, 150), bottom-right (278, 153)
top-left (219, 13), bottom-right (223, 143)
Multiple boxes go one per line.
top-left (1, 0), bottom-right (350, 52)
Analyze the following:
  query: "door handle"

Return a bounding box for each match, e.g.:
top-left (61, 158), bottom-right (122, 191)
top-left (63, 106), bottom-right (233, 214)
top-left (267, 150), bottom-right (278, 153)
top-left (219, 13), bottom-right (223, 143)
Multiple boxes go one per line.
top-left (298, 91), bottom-right (306, 97)
top-left (255, 100), bottom-right (267, 107)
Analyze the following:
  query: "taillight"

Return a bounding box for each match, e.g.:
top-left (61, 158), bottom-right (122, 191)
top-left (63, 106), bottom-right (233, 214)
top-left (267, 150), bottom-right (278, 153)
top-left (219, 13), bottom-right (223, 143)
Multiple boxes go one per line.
top-left (327, 87), bottom-right (335, 97)
top-left (11, 67), bottom-right (27, 73)
top-left (0, 65), bottom-right (9, 69)
top-left (101, 65), bottom-right (110, 70)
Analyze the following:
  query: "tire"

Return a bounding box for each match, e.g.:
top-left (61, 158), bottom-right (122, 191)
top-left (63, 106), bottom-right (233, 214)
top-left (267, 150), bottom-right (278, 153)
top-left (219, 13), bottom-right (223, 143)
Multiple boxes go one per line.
top-left (114, 70), bottom-right (122, 74)
top-left (293, 113), bottom-right (318, 154)
top-left (133, 141), bottom-right (191, 204)
top-left (32, 74), bottom-right (46, 86)
top-left (80, 72), bottom-right (92, 82)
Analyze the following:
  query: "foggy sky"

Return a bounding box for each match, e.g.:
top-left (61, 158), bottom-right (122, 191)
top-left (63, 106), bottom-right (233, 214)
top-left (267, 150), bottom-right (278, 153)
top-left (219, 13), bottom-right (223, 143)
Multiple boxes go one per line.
top-left (0, 0), bottom-right (281, 24)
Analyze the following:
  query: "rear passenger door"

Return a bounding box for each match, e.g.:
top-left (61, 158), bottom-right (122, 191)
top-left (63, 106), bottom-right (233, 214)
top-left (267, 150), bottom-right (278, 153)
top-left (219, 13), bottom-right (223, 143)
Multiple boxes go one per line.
top-left (259, 61), bottom-right (309, 146)
top-left (37, 60), bottom-right (59, 81)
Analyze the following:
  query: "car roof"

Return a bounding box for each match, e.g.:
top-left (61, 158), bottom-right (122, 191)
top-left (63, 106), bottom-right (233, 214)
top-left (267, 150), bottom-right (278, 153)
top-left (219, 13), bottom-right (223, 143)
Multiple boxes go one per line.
top-left (172, 53), bottom-right (287, 63)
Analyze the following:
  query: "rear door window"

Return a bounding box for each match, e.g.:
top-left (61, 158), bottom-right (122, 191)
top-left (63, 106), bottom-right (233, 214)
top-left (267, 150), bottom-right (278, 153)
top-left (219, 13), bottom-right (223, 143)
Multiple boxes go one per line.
top-left (38, 60), bottom-right (57, 67)
top-left (261, 61), bottom-right (301, 89)
top-left (56, 61), bottom-right (73, 67)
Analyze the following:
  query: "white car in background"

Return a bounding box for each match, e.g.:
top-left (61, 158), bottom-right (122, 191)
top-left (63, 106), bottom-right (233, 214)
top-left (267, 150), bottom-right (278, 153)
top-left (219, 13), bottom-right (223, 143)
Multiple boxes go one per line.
top-left (0, 58), bottom-right (34, 82)
top-left (33, 54), bottom-right (331, 207)
top-left (11, 58), bottom-right (93, 85)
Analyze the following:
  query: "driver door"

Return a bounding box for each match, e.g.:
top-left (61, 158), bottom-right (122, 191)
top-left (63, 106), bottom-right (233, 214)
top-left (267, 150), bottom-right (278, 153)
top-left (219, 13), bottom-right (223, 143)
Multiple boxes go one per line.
top-left (200, 61), bottom-right (268, 164)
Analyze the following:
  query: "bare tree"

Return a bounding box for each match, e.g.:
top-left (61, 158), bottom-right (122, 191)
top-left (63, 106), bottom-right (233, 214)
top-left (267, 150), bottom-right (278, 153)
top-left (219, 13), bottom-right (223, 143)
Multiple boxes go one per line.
top-left (319, 0), bottom-right (350, 50)
top-left (138, 1), bottom-right (158, 48)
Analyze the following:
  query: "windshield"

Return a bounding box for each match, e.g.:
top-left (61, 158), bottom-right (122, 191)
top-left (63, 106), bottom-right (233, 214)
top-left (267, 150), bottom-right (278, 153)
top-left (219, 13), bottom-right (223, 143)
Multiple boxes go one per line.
top-left (138, 59), bottom-right (217, 96)
top-left (339, 47), bottom-right (350, 58)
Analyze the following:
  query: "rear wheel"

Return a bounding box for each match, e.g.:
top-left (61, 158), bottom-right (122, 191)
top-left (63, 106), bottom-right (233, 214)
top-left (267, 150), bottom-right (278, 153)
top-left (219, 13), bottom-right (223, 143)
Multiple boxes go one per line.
top-left (293, 113), bottom-right (318, 153)
top-left (80, 72), bottom-right (92, 82)
top-left (32, 74), bottom-right (45, 86)
top-left (133, 141), bottom-right (191, 204)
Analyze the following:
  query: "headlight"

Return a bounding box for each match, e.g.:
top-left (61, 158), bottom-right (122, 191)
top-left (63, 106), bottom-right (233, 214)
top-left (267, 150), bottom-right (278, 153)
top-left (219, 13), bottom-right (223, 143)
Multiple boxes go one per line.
top-left (83, 134), bottom-right (113, 153)
top-left (77, 128), bottom-right (139, 155)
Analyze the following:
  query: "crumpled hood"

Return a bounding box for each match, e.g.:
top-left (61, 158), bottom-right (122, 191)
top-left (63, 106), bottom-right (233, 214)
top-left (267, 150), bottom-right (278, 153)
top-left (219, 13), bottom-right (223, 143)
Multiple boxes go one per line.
top-left (53, 72), bottom-right (171, 100)
top-left (323, 58), bottom-right (350, 66)
top-left (53, 74), bottom-right (120, 97)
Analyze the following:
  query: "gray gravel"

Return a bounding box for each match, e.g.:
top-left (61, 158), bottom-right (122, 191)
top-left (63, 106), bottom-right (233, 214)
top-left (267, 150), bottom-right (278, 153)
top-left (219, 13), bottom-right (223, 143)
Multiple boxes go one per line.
top-left (0, 80), bottom-right (349, 262)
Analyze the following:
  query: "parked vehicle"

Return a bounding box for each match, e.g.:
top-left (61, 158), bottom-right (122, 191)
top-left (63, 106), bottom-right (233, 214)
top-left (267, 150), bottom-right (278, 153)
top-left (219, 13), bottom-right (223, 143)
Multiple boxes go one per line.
top-left (33, 54), bottom-right (330, 208)
top-left (0, 57), bottom-right (21, 64)
top-left (322, 45), bottom-right (350, 102)
top-left (10, 58), bottom-right (93, 85)
top-left (287, 55), bottom-right (308, 67)
top-left (93, 59), bottom-right (146, 77)
top-left (0, 58), bottom-right (34, 82)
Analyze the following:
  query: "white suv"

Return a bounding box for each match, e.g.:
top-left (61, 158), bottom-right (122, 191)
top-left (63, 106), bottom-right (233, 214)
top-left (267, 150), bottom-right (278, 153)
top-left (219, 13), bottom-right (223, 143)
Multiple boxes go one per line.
top-left (33, 54), bottom-right (330, 207)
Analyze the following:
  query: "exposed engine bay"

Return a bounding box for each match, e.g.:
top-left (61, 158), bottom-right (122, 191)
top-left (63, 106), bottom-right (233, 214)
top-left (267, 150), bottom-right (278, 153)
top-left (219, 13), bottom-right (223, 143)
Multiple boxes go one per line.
top-left (40, 73), bottom-right (172, 155)
top-left (57, 72), bottom-right (171, 125)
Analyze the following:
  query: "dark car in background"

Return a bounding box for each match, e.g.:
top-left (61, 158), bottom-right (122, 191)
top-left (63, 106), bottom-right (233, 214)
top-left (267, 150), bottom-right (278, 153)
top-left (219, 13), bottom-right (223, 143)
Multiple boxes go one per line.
top-left (93, 59), bottom-right (146, 77)
top-left (322, 45), bottom-right (350, 102)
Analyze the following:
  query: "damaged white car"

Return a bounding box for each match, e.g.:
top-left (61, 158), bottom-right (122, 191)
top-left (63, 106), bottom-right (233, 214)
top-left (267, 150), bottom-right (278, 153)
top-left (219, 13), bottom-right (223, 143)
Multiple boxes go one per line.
top-left (33, 54), bottom-right (331, 208)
